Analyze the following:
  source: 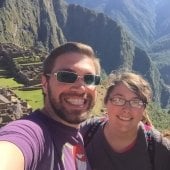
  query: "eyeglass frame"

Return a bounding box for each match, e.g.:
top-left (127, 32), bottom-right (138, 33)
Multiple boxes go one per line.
top-left (46, 70), bottom-right (101, 85)
top-left (109, 96), bottom-right (146, 108)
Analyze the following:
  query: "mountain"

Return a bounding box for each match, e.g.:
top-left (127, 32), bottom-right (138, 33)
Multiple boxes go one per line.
top-left (66, 0), bottom-right (170, 50)
top-left (0, 0), bottom-right (170, 107)
top-left (65, 0), bottom-right (157, 48)
top-left (65, 0), bottom-right (170, 107)
top-left (0, 0), bottom-right (65, 50)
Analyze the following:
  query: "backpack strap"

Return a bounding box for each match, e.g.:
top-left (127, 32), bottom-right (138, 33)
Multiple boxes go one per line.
top-left (144, 125), bottom-right (155, 170)
top-left (84, 119), bottom-right (103, 147)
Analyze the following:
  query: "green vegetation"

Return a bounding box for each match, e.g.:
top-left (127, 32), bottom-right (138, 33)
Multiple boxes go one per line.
top-left (0, 77), bottom-right (43, 109)
top-left (15, 89), bottom-right (43, 109)
top-left (14, 56), bottom-right (41, 64)
top-left (148, 103), bottom-right (170, 131)
top-left (19, 62), bottom-right (42, 66)
top-left (91, 85), bottom-right (106, 116)
top-left (0, 77), bottom-right (23, 88)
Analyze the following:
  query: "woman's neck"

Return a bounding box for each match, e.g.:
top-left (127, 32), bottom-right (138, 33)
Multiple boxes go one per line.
top-left (103, 122), bottom-right (138, 153)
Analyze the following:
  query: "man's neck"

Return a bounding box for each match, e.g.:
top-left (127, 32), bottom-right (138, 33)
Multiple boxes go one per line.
top-left (41, 107), bottom-right (80, 129)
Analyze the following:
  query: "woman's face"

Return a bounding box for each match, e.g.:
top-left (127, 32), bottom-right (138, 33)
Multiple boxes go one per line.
top-left (105, 83), bottom-right (145, 132)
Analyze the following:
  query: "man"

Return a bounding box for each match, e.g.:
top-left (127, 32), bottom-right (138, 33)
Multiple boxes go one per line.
top-left (0, 42), bottom-right (101, 170)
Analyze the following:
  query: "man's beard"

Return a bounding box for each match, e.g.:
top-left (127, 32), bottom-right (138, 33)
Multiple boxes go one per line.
top-left (47, 87), bottom-right (95, 124)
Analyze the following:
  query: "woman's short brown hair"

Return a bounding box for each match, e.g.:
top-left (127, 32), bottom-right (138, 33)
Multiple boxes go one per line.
top-left (104, 70), bottom-right (152, 105)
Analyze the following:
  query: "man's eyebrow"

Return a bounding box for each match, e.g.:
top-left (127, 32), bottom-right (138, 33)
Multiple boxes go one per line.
top-left (55, 68), bottom-right (75, 72)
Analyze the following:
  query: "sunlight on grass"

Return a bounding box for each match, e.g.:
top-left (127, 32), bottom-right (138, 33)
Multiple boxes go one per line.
top-left (0, 77), bottom-right (23, 88)
top-left (15, 89), bottom-right (43, 110)
top-left (91, 85), bottom-right (106, 116)
top-left (0, 77), bottom-right (43, 110)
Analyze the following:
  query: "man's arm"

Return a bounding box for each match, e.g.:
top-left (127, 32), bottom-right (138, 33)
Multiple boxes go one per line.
top-left (0, 141), bottom-right (24, 170)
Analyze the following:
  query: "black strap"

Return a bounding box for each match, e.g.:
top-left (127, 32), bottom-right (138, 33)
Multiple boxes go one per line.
top-left (145, 128), bottom-right (155, 170)
top-left (84, 120), bottom-right (102, 147)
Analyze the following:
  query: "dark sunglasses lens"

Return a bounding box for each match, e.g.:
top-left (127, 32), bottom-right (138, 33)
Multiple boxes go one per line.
top-left (57, 71), bottom-right (77, 83)
top-left (84, 75), bottom-right (101, 85)
top-left (95, 75), bottom-right (101, 85)
top-left (84, 75), bottom-right (95, 85)
top-left (84, 74), bottom-right (101, 85)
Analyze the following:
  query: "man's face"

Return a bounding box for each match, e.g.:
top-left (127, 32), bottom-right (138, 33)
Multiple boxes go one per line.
top-left (42, 52), bottom-right (98, 125)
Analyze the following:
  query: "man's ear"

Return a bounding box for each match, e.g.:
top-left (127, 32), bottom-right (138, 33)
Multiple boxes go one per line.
top-left (41, 74), bottom-right (48, 94)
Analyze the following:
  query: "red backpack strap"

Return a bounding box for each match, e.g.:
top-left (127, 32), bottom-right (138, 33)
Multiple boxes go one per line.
top-left (144, 125), bottom-right (155, 170)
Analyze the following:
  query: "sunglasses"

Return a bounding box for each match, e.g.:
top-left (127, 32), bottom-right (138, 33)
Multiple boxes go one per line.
top-left (46, 71), bottom-right (101, 85)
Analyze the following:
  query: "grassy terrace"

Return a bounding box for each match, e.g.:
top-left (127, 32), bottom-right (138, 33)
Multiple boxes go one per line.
top-left (19, 62), bottom-right (42, 66)
top-left (0, 77), bottom-right (43, 109)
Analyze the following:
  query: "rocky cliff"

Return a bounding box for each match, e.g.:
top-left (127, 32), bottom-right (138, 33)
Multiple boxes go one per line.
top-left (0, 0), bottom-right (65, 50)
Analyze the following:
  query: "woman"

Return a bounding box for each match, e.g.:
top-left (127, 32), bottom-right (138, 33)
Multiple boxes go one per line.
top-left (83, 70), bottom-right (170, 170)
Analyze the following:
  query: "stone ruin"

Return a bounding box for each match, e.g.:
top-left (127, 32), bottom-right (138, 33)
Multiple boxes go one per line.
top-left (0, 88), bottom-right (32, 127)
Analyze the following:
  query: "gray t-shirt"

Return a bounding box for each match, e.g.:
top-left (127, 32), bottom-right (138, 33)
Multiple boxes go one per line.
top-left (0, 110), bottom-right (91, 170)
top-left (82, 119), bottom-right (170, 170)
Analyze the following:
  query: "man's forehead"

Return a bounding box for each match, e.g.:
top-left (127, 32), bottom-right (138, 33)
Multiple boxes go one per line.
top-left (53, 53), bottom-right (96, 72)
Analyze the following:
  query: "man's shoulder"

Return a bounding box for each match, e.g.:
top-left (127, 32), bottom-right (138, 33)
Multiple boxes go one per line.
top-left (0, 110), bottom-right (49, 139)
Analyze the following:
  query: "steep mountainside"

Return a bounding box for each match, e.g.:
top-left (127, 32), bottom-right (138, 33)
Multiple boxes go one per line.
top-left (65, 0), bottom-right (170, 107)
top-left (66, 0), bottom-right (157, 48)
top-left (0, 0), bottom-right (170, 107)
top-left (0, 0), bottom-right (65, 50)
top-left (66, 0), bottom-right (170, 52)
top-left (149, 0), bottom-right (170, 85)
top-left (155, 0), bottom-right (170, 38)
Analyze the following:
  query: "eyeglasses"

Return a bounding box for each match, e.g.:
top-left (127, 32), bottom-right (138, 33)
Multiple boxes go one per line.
top-left (46, 71), bottom-right (101, 85)
top-left (109, 97), bottom-right (146, 108)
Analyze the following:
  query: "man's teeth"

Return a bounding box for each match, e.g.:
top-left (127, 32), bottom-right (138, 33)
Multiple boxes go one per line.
top-left (66, 98), bottom-right (84, 105)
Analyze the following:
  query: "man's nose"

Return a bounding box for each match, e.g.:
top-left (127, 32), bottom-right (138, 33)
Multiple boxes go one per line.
top-left (75, 76), bottom-right (85, 85)
top-left (71, 77), bottom-right (86, 90)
